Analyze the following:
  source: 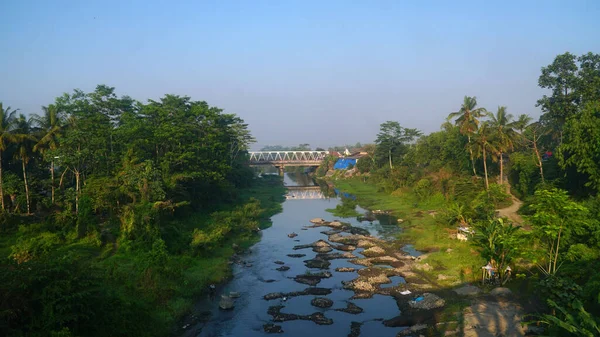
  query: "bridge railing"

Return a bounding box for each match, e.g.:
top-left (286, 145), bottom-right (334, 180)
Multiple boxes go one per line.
top-left (248, 151), bottom-right (329, 162)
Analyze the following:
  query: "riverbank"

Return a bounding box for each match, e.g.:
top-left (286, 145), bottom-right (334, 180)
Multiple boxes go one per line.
top-left (331, 178), bottom-right (484, 287)
top-left (329, 178), bottom-right (540, 336)
top-left (0, 175), bottom-right (287, 337)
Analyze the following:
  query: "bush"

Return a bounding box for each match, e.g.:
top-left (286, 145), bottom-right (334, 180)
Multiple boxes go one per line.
top-left (414, 179), bottom-right (433, 200)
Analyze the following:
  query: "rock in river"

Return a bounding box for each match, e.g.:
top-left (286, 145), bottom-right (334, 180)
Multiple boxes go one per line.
top-left (348, 322), bottom-right (361, 337)
top-left (274, 260), bottom-right (285, 265)
top-left (313, 246), bottom-right (333, 253)
top-left (294, 271), bottom-right (332, 286)
top-left (263, 287), bottom-right (332, 301)
top-left (304, 258), bottom-right (331, 269)
top-left (335, 302), bottom-right (364, 314)
top-left (263, 323), bottom-right (284, 333)
top-left (335, 267), bottom-right (356, 272)
top-left (219, 295), bottom-right (234, 310)
top-left (276, 266), bottom-right (290, 271)
top-left (267, 305), bottom-right (333, 325)
top-left (311, 297), bottom-right (333, 308)
top-left (408, 293), bottom-right (445, 310)
top-left (287, 254), bottom-right (306, 258)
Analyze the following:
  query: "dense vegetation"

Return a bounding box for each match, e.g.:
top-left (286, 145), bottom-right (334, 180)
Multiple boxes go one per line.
top-left (318, 52), bottom-right (600, 336)
top-left (0, 86), bottom-right (285, 336)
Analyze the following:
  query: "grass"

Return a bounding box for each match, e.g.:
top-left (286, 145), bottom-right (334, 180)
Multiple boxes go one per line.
top-left (333, 178), bottom-right (485, 285)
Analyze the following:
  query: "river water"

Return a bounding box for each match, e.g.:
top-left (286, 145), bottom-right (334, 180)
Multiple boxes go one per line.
top-left (185, 173), bottom-right (410, 337)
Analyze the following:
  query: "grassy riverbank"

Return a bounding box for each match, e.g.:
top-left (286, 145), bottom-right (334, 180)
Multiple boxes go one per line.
top-left (332, 178), bottom-right (484, 286)
top-left (0, 175), bottom-right (286, 337)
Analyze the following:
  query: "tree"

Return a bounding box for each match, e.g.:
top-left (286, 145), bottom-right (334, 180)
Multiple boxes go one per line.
top-left (448, 96), bottom-right (488, 176)
top-left (12, 115), bottom-right (37, 214)
top-left (471, 122), bottom-right (497, 189)
top-left (527, 188), bottom-right (588, 276)
top-left (472, 218), bottom-right (521, 284)
top-left (0, 103), bottom-right (17, 212)
top-left (32, 104), bottom-right (64, 204)
top-left (539, 299), bottom-right (600, 337)
top-left (375, 121), bottom-right (421, 169)
top-left (559, 102), bottom-right (600, 192)
top-left (489, 106), bottom-right (517, 185)
top-left (520, 120), bottom-right (548, 183)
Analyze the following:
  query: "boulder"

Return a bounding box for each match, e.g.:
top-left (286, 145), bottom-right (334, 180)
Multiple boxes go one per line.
top-left (287, 233), bottom-right (298, 238)
top-left (304, 258), bottom-right (331, 269)
top-left (398, 324), bottom-right (428, 336)
top-left (263, 323), bottom-right (284, 333)
top-left (310, 218), bottom-right (326, 224)
top-left (310, 297), bottom-right (333, 308)
top-left (335, 302), bottom-right (363, 314)
top-left (453, 284), bottom-right (481, 296)
top-left (362, 246), bottom-right (386, 257)
top-left (416, 263), bottom-right (433, 271)
top-left (333, 244), bottom-right (356, 251)
top-left (348, 322), bottom-right (361, 337)
top-left (276, 266), bottom-right (290, 271)
top-left (287, 254), bottom-right (306, 258)
top-left (313, 246), bottom-right (333, 253)
top-left (294, 272), bottom-right (332, 286)
top-left (335, 267), bottom-right (356, 272)
top-left (329, 221), bottom-right (343, 228)
top-left (408, 293), bottom-right (445, 310)
top-left (229, 291), bottom-right (240, 298)
top-left (219, 295), bottom-right (234, 310)
top-left (490, 287), bottom-right (512, 297)
top-left (274, 260), bottom-right (285, 265)
top-left (307, 312), bottom-right (333, 325)
top-left (264, 292), bottom-right (284, 300)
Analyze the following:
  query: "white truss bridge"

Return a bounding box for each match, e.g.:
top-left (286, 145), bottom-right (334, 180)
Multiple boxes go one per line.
top-left (285, 186), bottom-right (326, 200)
top-left (249, 151), bottom-right (328, 167)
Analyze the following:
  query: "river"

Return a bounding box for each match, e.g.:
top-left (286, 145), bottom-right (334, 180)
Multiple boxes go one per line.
top-left (183, 173), bottom-right (412, 337)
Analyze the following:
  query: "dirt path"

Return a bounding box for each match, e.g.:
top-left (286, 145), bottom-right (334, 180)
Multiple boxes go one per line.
top-left (463, 296), bottom-right (527, 337)
top-left (496, 196), bottom-right (523, 225)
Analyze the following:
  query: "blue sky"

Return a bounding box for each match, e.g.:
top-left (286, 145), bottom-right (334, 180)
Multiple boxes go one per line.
top-left (1, 0), bottom-right (599, 149)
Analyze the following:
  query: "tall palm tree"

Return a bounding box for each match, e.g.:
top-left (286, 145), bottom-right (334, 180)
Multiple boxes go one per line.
top-left (12, 115), bottom-right (37, 214)
top-left (515, 114), bottom-right (532, 135)
top-left (489, 107), bottom-right (517, 185)
top-left (32, 104), bottom-right (64, 204)
top-left (448, 96), bottom-right (488, 176)
top-left (471, 122), bottom-right (497, 189)
top-left (0, 103), bottom-right (17, 211)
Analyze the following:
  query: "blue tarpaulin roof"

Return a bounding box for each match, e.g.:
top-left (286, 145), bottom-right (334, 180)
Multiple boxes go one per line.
top-left (334, 158), bottom-right (357, 170)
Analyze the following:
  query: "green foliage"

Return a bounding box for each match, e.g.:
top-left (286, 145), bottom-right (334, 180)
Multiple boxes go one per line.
top-left (538, 275), bottom-right (583, 310)
top-left (509, 151), bottom-right (541, 198)
top-left (538, 299), bottom-right (600, 337)
top-left (527, 188), bottom-right (588, 276)
top-left (472, 218), bottom-right (522, 282)
top-left (414, 178), bottom-right (433, 200)
top-left (375, 121), bottom-right (422, 169)
top-left (559, 102), bottom-right (600, 192)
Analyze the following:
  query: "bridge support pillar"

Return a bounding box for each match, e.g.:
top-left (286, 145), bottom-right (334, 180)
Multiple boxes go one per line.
top-left (277, 165), bottom-right (285, 176)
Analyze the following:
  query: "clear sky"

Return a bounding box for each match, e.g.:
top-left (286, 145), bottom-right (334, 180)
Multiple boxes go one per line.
top-left (1, 0), bottom-right (599, 149)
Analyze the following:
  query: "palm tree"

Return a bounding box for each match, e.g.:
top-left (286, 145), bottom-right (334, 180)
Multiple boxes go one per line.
top-left (515, 114), bottom-right (532, 135)
top-left (489, 107), bottom-right (517, 185)
top-left (12, 115), bottom-right (37, 214)
top-left (0, 103), bottom-right (17, 211)
top-left (32, 104), bottom-right (63, 204)
top-left (471, 122), bottom-right (497, 189)
top-left (448, 96), bottom-right (488, 176)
